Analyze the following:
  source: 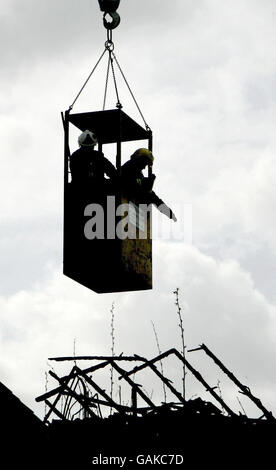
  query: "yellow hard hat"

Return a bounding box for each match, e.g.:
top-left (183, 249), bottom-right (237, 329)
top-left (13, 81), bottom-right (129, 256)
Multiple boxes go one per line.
top-left (130, 148), bottom-right (154, 163)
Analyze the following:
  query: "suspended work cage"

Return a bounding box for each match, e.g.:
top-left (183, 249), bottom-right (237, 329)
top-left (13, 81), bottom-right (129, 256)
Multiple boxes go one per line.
top-left (62, 1), bottom-right (153, 293)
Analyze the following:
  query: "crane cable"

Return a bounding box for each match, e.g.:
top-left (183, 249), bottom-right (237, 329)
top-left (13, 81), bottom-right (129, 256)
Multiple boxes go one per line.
top-left (69, 47), bottom-right (107, 111)
top-left (103, 35), bottom-right (122, 111)
top-left (102, 51), bottom-right (111, 111)
top-left (68, 23), bottom-right (151, 131)
top-left (111, 50), bottom-right (150, 131)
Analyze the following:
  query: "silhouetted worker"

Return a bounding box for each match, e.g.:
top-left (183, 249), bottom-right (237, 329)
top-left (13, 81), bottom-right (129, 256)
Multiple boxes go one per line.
top-left (121, 148), bottom-right (177, 221)
top-left (70, 130), bottom-right (117, 195)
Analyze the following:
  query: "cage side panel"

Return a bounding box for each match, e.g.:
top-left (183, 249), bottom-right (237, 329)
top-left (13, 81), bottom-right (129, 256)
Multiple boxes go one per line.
top-left (63, 191), bottom-right (152, 293)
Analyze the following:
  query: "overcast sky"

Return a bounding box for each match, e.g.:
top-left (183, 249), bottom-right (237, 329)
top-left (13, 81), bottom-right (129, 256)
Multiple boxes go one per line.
top-left (1, 0), bottom-right (276, 420)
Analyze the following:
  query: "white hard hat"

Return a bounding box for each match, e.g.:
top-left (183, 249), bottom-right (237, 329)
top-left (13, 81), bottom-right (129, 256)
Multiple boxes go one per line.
top-left (78, 130), bottom-right (98, 147)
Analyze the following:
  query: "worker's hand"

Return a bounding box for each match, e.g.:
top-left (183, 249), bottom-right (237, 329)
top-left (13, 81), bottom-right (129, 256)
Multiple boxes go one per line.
top-left (170, 211), bottom-right (177, 222)
top-left (158, 203), bottom-right (177, 221)
top-left (144, 174), bottom-right (156, 191)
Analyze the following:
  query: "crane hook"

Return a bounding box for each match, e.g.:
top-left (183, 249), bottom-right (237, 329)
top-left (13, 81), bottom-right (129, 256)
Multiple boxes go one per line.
top-left (103, 11), bottom-right (120, 30)
top-left (98, 0), bottom-right (121, 30)
top-left (98, 0), bottom-right (120, 13)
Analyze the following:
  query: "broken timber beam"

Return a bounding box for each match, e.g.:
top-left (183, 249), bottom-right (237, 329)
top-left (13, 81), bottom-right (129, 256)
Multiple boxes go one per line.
top-left (49, 355), bottom-right (147, 362)
top-left (123, 348), bottom-right (236, 417)
top-left (48, 370), bottom-right (96, 419)
top-left (200, 343), bottom-right (276, 422)
top-left (74, 365), bottom-right (126, 415)
top-left (111, 362), bottom-right (157, 410)
top-left (146, 362), bottom-right (185, 404)
top-left (172, 348), bottom-right (236, 417)
top-left (44, 399), bottom-right (67, 422)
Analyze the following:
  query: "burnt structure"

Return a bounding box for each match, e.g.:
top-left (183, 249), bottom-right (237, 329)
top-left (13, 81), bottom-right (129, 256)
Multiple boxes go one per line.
top-left (0, 381), bottom-right (50, 468)
top-left (35, 345), bottom-right (276, 468)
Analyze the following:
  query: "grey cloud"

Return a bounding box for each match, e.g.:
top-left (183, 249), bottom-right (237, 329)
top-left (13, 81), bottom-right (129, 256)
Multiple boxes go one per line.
top-left (1, 0), bottom-right (98, 75)
top-left (0, 218), bottom-right (61, 295)
top-left (0, 0), bottom-right (201, 76)
top-left (1, 0), bottom-right (276, 420)
top-left (245, 73), bottom-right (276, 111)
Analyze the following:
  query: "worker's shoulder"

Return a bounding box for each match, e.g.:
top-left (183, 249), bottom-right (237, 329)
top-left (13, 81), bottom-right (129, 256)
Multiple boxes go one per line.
top-left (101, 153), bottom-right (116, 169)
top-left (70, 146), bottom-right (93, 158)
top-left (70, 148), bottom-right (101, 159)
top-left (92, 149), bottom-right (110, 161)
top-left (121, 159), bottom-right (132, 170)
top-left (70, 147), bottom-right (82, 158)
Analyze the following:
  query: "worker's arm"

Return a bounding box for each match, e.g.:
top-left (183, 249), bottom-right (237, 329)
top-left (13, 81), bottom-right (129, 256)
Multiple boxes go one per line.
top-left (149, 191), bottom-right (177, 222)
top-left (157, 203), bottom-right (177, 222)
top-left (103, 157), bottom-right (118, 180)
top-left (141, 174), bottom-right (156, 191)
